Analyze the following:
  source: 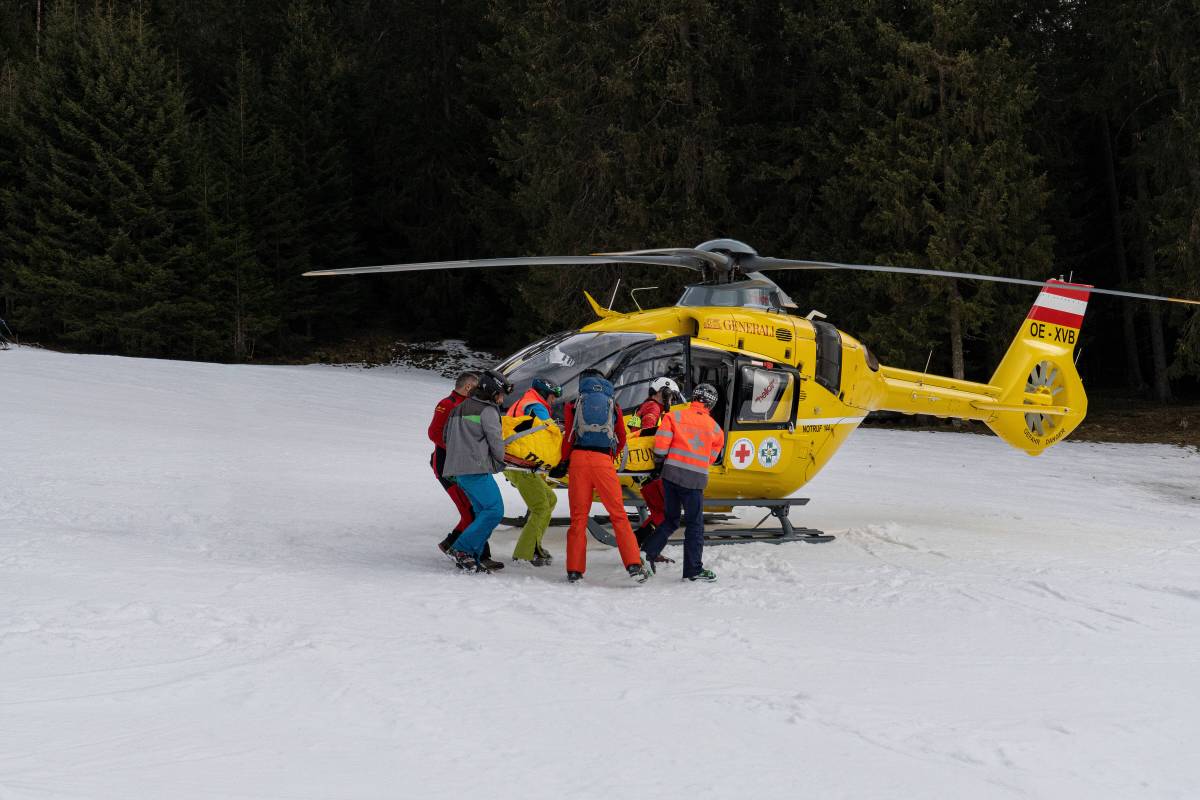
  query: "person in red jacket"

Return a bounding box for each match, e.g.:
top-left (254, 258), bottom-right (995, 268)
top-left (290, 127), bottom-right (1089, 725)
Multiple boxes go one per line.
top-left (428, 371), bottom-right (502, 570)
top-left (631, 377), bottom-right (680, 548)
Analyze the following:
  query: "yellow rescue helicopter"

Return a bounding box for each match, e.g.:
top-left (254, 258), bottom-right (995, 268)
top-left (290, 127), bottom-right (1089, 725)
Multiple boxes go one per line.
top-left (306, 239), bottom-right (1198, 544)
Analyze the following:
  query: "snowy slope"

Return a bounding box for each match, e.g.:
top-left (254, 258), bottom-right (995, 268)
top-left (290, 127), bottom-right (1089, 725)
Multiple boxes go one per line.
top-left (1, 346), bottom-right (1198, 800)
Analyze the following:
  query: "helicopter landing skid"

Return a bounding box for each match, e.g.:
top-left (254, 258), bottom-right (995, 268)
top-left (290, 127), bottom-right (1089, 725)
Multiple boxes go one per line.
top-left (504, 497), bottom-right (833, 546)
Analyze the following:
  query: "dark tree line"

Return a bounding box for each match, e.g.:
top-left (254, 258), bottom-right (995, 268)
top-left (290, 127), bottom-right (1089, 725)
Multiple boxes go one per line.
top-left (0, 0), bottom-right (1197, 400)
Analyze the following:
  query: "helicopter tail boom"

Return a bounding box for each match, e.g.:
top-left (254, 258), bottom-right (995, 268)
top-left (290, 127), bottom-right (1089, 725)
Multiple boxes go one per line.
top-left (870, 279), bottom-right (1090, 455)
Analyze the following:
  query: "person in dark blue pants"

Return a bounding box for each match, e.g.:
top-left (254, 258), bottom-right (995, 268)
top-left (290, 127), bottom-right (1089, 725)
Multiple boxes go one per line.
top-left (646, 479), bottom-right (707, 578)
top-left (642, 384), bottom-right (724, 581)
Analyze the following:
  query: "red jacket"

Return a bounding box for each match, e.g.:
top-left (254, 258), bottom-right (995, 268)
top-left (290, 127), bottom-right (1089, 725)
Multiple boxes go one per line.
top-left (428, 391), bottom-right (469, 450)
top-left (635, 398), bottom-right (665, 434)
top-left (561, 399), bottom-right (628, 460)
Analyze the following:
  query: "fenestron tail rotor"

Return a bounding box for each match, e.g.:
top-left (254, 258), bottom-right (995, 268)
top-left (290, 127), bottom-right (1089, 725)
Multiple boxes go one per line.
top-left (1024, 361), bottom-right (1065, 437)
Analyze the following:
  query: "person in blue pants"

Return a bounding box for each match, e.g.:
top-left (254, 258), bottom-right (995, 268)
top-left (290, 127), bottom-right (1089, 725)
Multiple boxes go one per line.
top-left (441, 371), bottom-right (512, 572)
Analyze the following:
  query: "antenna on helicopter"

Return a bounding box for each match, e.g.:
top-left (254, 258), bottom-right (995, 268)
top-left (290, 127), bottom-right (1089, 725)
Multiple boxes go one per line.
top-left (630, 286), bottom-right (659, 312)
top-left (805, 310), bottom-right (827, 321)
top-left (607, 279), bottom-right (622, 310)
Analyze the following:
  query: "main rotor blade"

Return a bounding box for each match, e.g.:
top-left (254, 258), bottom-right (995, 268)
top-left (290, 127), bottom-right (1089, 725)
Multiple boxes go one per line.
top-left (595, 247), bottom-right (732, 270)
top-left (747, 256), bottom-right (1200, 306)
top-left (303, 254), bottom-right (706, 277)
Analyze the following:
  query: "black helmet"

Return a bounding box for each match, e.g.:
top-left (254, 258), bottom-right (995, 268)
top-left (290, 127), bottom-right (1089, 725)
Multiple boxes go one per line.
top-left (532, 377), bottom-right (563, 398)
top-left (691, 383), bottom-right (718, 408)
top-left (475, 370), bottom-right (513, 401)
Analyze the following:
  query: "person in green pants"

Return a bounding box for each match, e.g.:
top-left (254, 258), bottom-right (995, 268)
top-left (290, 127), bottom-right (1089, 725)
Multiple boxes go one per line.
top-left (505, 377), bottom-right (562, 566)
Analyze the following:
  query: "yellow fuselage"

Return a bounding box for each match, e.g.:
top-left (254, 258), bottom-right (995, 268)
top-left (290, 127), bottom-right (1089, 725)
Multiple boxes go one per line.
top-left (588, 301), bottom-right (1083, 500)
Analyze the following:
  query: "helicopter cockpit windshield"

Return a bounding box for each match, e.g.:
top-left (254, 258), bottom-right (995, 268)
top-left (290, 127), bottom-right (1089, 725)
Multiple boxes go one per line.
top-left (677, 278), bottom-right (796, 312)
top-left (498, 331), bottom-right (655, 409)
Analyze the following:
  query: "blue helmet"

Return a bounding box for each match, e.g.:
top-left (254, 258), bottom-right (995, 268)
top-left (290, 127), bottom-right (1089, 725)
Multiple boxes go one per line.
top-left (532, 377), bottom-right (563, 398)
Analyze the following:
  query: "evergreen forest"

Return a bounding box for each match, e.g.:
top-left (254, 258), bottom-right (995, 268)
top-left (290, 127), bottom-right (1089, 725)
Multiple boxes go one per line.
top-left (1, 0), bottom-right (1198, 401)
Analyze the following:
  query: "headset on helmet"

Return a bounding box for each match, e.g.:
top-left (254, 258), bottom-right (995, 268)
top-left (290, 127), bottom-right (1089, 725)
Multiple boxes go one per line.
top-left (531, 377), bottom-right (563, 398)
top-left (691, 382), bottom-right (718, 408)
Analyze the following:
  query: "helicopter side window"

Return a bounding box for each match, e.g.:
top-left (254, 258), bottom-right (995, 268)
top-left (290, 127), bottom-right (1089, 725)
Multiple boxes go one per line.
top-left (611, 340), bottom-right (688, 413)
top-left (736, 366), bottom-right (795, 425)
top-left (499, 331), bottom-right (655, 417)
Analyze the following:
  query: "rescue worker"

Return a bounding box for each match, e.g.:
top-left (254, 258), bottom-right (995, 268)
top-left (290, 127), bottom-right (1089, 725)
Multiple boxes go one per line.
top-left (642, 383), bottom-right (725, 582)
top-left (547, 368), bottom-right (651, 584)
top-left (631, 377), bottom-right (680, 549)
top-left (505, 377), bottom-right (562, 566)
top-left (429, 370), bottom-right (501, 570)
top-left (443, 371), bottom-right (512, 572)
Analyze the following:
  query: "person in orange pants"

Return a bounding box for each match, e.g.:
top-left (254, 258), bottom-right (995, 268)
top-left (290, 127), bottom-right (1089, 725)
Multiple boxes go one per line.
top-left (548, 368), bottom-right (650, 584)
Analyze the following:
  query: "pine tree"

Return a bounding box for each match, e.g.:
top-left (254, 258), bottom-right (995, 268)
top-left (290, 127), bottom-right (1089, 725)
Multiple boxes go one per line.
top-left (1, 4), bottom-right (212, 357)
top-left (485, 0), bottom-right (747, 332)
top-left (202, 50), bottom-right (280, 360)
top-left (259, 0), bottom-right (359, 349)
top-left (831, 0), bottom-right (1054, 378)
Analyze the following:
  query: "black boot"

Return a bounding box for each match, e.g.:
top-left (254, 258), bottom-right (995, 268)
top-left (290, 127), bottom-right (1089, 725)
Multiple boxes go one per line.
top-left (480, 542), bottom-right (504, 571)
top-left (438, 531), bottom-right (461, 559)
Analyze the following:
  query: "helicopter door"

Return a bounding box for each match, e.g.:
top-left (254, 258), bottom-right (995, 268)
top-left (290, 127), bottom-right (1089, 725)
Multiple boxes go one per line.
top-left (721, 357), bottom-right (798, 473)
top-left (731, 359), bottom-right (800, 431)
top-left (608, 335), bottom-right (690, 416)
top-left (687, 345), bottom-right (737, 465)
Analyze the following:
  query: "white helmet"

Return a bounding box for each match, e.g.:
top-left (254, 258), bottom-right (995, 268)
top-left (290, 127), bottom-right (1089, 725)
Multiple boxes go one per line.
top-left (650, 377), bottom-right (680, 397)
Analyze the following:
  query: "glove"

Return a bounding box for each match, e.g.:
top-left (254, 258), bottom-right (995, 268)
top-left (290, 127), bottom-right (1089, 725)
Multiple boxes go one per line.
top-left (648, 462), bottom-right (663, 480)
top-left (547, 461), bottom-right (569, 480)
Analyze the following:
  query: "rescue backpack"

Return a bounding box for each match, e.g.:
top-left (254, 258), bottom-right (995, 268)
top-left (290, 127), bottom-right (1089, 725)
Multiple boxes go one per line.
top-left (573, 375), bottom-right (617, 450)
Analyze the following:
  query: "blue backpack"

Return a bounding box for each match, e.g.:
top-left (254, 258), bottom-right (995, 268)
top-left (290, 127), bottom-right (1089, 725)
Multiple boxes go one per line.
top-left (573, 375), bottom-right (617, 450)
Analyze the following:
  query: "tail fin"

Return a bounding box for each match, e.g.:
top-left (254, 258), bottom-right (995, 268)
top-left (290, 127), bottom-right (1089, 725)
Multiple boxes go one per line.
top-left (983, 280), bottom-right (1092, 455)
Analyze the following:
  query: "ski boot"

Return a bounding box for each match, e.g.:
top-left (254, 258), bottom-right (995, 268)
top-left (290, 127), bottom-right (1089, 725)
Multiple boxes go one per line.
top-left (567, 571), bottom-right (583, 583)
top-left (450, 550), bottom-right (489, 572)
top-left (684, 569), bottom-right (716, 583)
top-left (532, 544), bottom-right (553, 567)
top-left (627, 562), bottom-right (652, 584)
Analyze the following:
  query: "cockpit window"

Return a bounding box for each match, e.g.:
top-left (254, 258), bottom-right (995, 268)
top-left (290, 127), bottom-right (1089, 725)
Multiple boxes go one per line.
top-left (678, 285), bottom-right (778, 310)
top-left (498, 331), bottom-right (655, 411)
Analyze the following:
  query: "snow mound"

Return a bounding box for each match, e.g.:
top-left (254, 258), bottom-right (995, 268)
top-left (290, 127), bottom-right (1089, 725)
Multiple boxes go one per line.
top-left (1, 345), bottom-right (1198, 799)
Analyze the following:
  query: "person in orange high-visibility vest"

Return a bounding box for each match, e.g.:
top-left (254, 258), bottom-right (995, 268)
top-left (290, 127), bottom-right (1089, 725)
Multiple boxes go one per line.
top-left (641, 383), bottom-right (725, 581)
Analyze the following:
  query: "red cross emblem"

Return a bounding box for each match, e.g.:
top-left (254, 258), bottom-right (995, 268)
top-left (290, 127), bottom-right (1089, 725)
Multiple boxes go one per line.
top-left (731, 438), bottom-right (754, 469)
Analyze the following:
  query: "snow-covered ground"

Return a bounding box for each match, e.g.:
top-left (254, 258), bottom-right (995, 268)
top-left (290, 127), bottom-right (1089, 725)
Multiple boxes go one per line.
top-left (1, 346), bottom-right (1197, 800)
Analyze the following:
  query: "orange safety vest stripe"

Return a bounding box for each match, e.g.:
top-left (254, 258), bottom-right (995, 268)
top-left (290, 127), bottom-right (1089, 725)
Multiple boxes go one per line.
top-left (653, 403), bottom-right (723, 470)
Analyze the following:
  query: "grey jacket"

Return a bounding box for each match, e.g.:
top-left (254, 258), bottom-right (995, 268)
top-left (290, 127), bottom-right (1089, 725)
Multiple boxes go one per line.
top-left (442, 396), bottom-right (506, 477)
